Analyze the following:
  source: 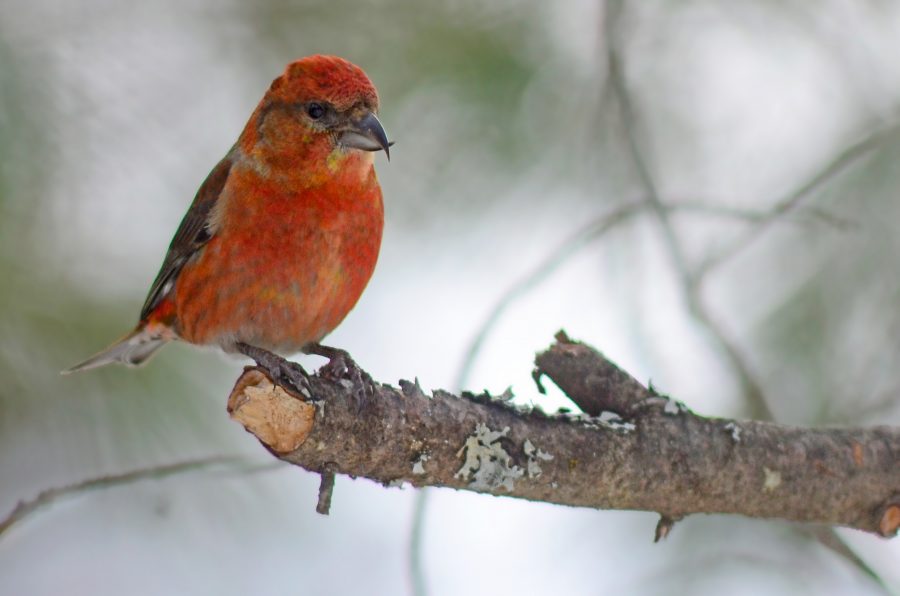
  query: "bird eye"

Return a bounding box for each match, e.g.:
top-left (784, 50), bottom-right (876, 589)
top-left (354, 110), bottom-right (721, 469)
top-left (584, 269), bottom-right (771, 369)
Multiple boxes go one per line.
top-left (307, 103), bottom-right (325, 120)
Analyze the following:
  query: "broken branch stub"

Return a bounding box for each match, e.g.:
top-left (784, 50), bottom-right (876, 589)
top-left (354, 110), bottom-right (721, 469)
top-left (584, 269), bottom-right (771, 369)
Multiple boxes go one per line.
top-left (227, 367), bottom-right (316, 454)
top-left (225, 336), bottom-right (900, 538)
top-left (534, 330), bottom-right (651, 416)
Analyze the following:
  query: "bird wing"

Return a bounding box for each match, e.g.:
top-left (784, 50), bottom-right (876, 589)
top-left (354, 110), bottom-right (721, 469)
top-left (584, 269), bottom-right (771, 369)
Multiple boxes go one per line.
top-left (139, 154), bottom-right (234, 321)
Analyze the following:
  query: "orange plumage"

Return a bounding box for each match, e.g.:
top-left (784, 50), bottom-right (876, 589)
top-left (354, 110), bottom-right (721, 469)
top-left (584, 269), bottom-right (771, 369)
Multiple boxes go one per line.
top-left (66, 55), bottom-right (390, 372)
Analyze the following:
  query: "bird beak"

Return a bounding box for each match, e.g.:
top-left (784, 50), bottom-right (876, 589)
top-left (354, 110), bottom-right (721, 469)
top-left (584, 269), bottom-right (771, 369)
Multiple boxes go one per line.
top-left (339, 112), bottom-right (392, 160)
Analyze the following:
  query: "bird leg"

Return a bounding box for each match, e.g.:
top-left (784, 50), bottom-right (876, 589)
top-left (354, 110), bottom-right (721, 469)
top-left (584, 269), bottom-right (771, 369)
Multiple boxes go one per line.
top-left (235, 342), bottom-right (312, 397)
top-left (304, 343), bottom-right (356, 378)
top-left (304, 342), bottom-right (373, 401)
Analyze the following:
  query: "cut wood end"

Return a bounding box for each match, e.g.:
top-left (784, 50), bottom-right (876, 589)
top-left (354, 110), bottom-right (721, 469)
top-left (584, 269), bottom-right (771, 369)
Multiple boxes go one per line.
top-left (878, 504), bottom-right (900, 538)
top-left (227, 367), bottom-right (316, 454)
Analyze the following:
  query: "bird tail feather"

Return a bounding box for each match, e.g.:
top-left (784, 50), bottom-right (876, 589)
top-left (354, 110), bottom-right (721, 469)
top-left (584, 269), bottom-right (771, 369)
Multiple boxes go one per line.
top-left (62, 327), bottom-right (169, 374)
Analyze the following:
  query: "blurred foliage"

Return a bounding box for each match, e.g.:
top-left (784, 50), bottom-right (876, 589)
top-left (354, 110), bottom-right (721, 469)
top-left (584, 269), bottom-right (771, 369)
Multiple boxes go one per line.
top-left (2, 0), bottom-right (900, 594)
top-left (757, 137), bottom-right (900, 424)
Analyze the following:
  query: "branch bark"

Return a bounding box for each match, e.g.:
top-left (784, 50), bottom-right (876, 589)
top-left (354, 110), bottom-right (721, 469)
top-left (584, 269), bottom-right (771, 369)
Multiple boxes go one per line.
top-left (227, 332), bottom-right (900, 538)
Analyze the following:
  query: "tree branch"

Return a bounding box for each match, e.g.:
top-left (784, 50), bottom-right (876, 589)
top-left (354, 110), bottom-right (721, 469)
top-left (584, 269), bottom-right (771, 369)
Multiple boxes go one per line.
top-left (0, 456), bottom-right (280, 538)
top-left (227, 333), bottom-right (900, 539)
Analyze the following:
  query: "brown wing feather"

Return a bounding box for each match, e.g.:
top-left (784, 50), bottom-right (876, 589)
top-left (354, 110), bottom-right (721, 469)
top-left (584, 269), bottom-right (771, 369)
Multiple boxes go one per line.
top-left (140, 154), bottom-right (234, 320)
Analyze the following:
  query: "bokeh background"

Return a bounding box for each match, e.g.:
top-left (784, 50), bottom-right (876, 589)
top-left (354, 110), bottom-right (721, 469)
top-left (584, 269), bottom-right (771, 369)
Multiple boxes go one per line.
top-left (2, 0), bottom-right (900, 594)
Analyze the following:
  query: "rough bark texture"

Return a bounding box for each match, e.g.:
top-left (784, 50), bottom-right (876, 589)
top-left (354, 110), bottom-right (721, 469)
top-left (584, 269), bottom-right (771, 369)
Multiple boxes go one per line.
top-left (227, 332), bottom-right (900, 537)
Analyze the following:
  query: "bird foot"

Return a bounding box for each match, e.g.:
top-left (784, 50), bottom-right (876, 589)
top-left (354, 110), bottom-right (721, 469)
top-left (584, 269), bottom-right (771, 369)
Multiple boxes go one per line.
top-left (304, 343), bottom-right (374, 405)
top-left (236, 342), bottom-right (312, 398)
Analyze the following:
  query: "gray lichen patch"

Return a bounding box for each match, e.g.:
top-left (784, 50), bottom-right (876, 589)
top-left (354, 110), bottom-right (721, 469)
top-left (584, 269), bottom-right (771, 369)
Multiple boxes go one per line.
top-left (412, 452), bottom-right (430, 475)
top-left (523, 439), bottom-right (554, 478)
top-left (454, 423), bottom-right (524, 491)
top-left (635, 396), bottom-right (690, 416)
top-left (663, 399), bottom-right (690, 415)
top-left (724, 422), bottom-right (742, 443)
top-left (557, 411), bottom-right (635, 433)
top-left (763, 467), bottom-right (782, 492)
top-left (596, 411), bottom-right (637, 432)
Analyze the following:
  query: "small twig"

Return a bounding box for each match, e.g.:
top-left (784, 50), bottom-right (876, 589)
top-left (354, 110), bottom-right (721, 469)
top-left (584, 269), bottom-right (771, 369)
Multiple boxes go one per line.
top-left (409, 489), bottom-right (431, 596)
top-left (604, 4), bottom-right (694, 290)
top-left (605, 1), bottom-right (774, 422)
top-left (668, 201), bottom-right (857, 231)
top-left (316, 467), bottom-right (337, 515)
top-left (802, 526), bottom-right (889, 591)
top-left (535, 330), bottom-right (650, 416)
top-left (455, 200), bottom-right (646, 392)
top-left (696, 120), bottom-right (900, 280)
top-left (654, 514), bottom-right (680, 543)
top-left (0, 455), bottom-right (273, 538)
top-left (691, 299), bottom-right (775, 421)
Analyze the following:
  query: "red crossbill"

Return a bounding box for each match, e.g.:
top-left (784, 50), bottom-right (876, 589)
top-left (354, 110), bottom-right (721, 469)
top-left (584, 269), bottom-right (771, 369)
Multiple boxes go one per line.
top-left (66, 55), bottom-right (390, 380)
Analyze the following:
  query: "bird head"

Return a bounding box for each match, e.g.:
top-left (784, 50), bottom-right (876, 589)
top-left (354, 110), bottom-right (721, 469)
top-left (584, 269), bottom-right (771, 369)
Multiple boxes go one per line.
top-left (240, 55), bottom-right (391, 172)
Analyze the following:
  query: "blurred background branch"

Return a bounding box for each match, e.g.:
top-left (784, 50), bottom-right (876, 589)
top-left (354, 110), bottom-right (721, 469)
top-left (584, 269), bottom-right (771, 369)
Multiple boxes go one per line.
top-left (0, 456), bottom-right (281, 538)
top-left (3, 0), bottom-right (900, 594)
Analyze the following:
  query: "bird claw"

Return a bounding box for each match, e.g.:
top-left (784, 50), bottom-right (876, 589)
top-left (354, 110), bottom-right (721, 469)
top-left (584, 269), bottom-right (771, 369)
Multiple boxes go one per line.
top-left (317, 349), bottom-right (355, 381)
top-left (305, 343), bottom-right (375, 407)
top-left (238, 342), bottom-right (373, 405)
top-left (236, 342), bottom-right (312, 397)
top-left (270, 360), bottom-right (313, 398)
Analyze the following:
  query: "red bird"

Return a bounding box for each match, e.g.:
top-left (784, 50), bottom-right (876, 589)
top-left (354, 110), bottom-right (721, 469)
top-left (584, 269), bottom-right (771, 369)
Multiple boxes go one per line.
top-left (67, 55), bottom-right (390, 382)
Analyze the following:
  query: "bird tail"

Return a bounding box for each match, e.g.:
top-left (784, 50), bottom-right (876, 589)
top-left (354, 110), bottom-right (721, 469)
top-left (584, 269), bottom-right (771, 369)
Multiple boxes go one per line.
top-left (62, 326), bottom-right (169, 374)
